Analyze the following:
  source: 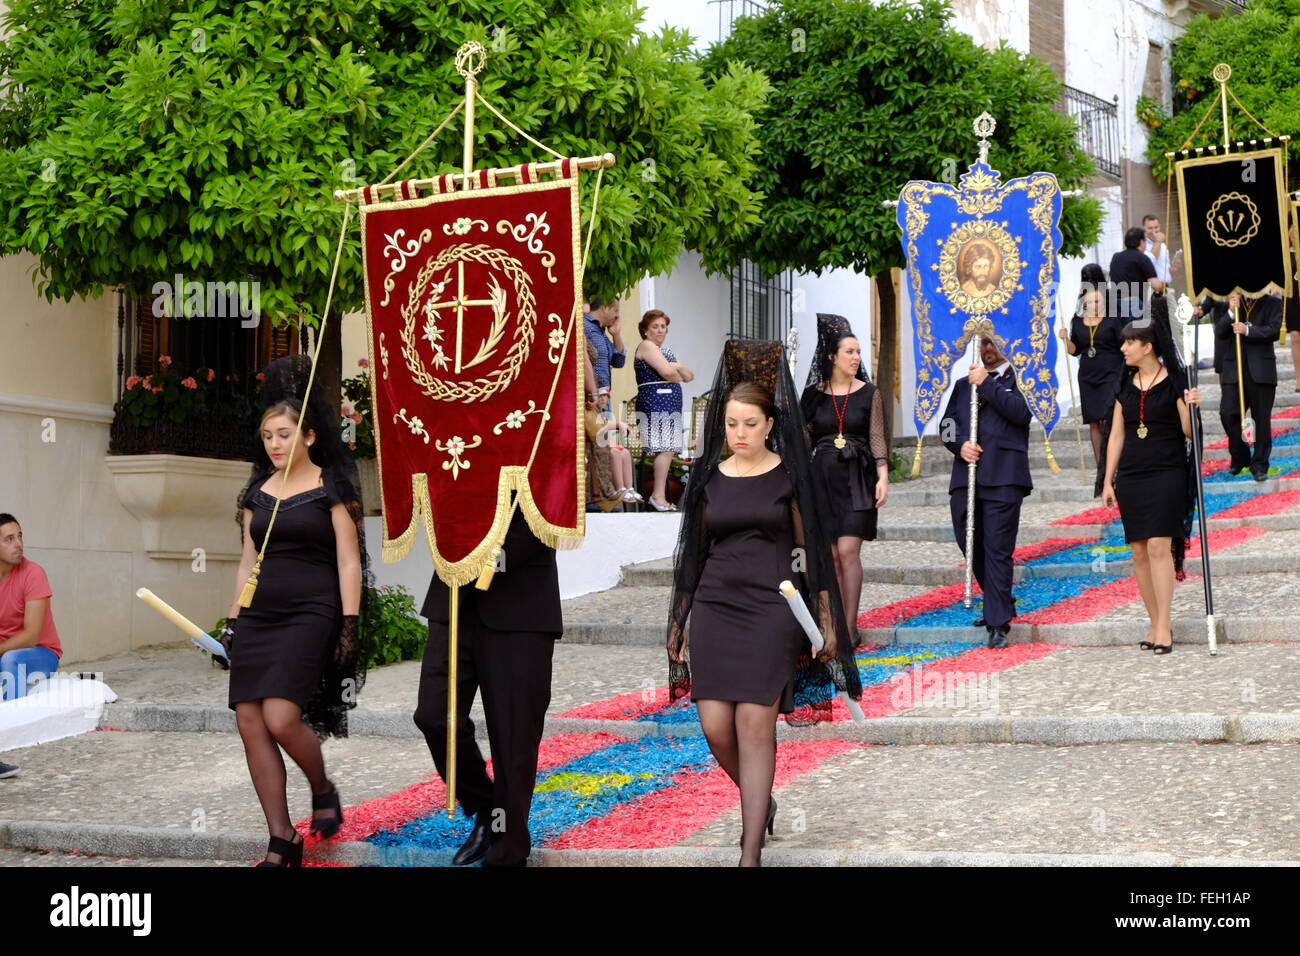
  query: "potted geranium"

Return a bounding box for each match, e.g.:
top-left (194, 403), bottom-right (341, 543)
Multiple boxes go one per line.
top-left (110, 355), bottom-right (256, 459)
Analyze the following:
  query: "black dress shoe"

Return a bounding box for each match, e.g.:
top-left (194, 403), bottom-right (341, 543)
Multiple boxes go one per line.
top-left (1227, 465), bottom-right (1246, 476)
top-left (453, 819), bottom-right (494, 866)
top-left (972, 617), bottom-right (985, 627)
top-left (986, 625), bottom-right (1009, 649)
top-left (1252, 468), bottom-right (1268, 482)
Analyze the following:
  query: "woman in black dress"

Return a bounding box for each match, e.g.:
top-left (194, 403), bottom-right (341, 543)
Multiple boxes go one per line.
top-left (668, 341), bottom-right (860, 866)
top-left (1058, 263), bottom-right (1124, 463)
top-left (225, 356), bottom-right (370, 866)
top-left (1100, 315), bottom-right (1201, 655)
top-left (800, 315), bottom-right (890, 635)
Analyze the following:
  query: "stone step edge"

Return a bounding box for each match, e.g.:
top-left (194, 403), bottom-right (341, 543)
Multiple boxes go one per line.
top-left (617, 552), bottom-right (1300, 589)
top-left (561, 618), bottom-right (1299, 645)
top-left (615, 519), bottom-right (1300, 565)
top-left (95, 704), bottom-right (1300, 745)
top-left (1, 820), bottom-right (1295, 868)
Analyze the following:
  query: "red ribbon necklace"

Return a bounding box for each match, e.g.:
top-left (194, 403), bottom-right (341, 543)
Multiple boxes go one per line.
top-left (830, 385), bottom-right (850, 449)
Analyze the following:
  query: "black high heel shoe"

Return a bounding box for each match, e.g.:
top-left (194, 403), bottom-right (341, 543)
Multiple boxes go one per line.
top-left (310, 783), bottom-right (344, 839)
top-left (256, 833), bottom-right (304, 867)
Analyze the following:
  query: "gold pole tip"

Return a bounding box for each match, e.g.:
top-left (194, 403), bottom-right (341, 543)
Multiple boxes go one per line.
top-left (601, 152), bottom-right (616, 167)
top-left (1212, 63), bottom-right (1232, 84)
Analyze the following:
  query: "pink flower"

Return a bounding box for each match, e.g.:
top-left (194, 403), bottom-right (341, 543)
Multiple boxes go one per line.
top-left (152, 386), bottom-right (164, 394)
top-left (143, 375), bottom-right (152, 387)
top-left (358, 358), bottom-right (370, 369)
top-left (256, 372), bottom-right (265, 382)
top-left (181, 377), bottom-right (197, 389)
top-left (126, 376), bottom-right (141, 389)
top-left (341, 403), bottom-right (353, 416)
top-left (158, 355), bottom-right (172, 366)
top-left (206, 368), bottom-right (216, 382)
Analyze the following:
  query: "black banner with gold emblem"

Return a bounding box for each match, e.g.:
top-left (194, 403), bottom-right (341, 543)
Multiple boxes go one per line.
top-left (1176, 148), bottom-right (1292, 301)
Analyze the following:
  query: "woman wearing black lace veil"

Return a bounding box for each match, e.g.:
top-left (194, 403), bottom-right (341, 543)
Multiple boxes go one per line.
top-left (667, 340), bottom-right (862, 866)
top-left (799, 314), bottom-right (890, 636)
top-left (1095, 296), bottom-right (1202, 654)
top-left (225, 354), bottom-right (375, 866)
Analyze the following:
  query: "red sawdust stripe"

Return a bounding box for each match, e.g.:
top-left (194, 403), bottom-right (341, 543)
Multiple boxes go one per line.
top-left (1012, 537), bottom-right (1098, 562)
top-left (296, 732), bottom-right (627, 843)
top-left (545, 738), bottom-right (860, 850)
top-left (1205, 423), bottom-right (1298, 451)
top-left (857, 583), bottom-right (971, 628)
top-left (1053, 505), bottom-right (1120, 526)
top-left (822, 643), bottom-right (1061, 719)
top-left (1212, 488), bottom-right (1300, 521)
top-left (1182, 524), bottom-right (1269, 558)
top-left (1018, 524), bottom-right (1264, 625)
top-left (560, 687), bottom-right (673, 721)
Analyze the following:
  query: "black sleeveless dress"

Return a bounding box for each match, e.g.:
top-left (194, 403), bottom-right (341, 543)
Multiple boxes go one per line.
top-left (802, 383), bottom-right (890, 539)
top-left (1069, 314), bottom-right (1125, 423)
top-left (228, 482), bottom-right (342, 710)
top-left (1114, 374), bottom-right (1188, 542)
top-left (688, 466), bottom-right (804, 713)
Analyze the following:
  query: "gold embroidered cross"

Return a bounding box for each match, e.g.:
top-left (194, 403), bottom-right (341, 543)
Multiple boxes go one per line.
top-left (426, 260), bottom-right (507, 373)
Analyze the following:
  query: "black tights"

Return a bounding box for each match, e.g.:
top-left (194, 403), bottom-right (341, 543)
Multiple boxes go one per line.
top-left (696, 698), bottom-right (780, 866)
top-left (235, 699), bottom-right (334, 861)
top-left (833, 537), bottom-right (864, 636)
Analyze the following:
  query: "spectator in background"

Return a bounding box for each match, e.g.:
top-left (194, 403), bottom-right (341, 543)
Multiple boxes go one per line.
top-left (0, 513), bottom-right (65, 780)
top-left (1110, 227), bottom-right (1163, 321)
top-left (634, 309), bottom-right (693, 511)
top-left (584, 297), bottom-right (625, 420)
top-left (1142, 214), bottom-right (1181, 289)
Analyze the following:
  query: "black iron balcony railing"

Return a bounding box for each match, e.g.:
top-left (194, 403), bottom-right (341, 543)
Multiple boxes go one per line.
top-left (1061, 85), bottom-right (1121, 179)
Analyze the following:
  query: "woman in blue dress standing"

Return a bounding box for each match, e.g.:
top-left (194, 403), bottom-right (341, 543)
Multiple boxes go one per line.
top-left (634, 310), bottom-right (694, 511)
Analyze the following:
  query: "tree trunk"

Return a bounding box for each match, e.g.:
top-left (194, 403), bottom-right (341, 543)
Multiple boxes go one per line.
top-left (873, 269), bottom-right (899, 439)
top-left (318, 321), bottom-right (343, 411)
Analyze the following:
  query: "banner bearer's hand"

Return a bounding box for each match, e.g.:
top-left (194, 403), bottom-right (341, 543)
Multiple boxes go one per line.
top-left (960, 441), bottom-right (982, 464)
top-left (967, 363), bottom-right (989, 387)
top-left (1232, 321), bottom-right (1248, 335)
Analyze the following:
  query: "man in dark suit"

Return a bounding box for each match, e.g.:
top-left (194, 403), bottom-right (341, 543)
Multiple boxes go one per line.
top-left (413, 507), bottom-right (562, 867)
top-left (1211, 293), bottom-right (1283, 480)
top-left (940, 335), bottom-right (1034, 649)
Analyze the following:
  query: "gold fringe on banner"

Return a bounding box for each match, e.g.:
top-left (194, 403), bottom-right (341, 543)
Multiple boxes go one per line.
top-left (1044, 437), bottom-right (1061, 475)
top-left (909, 435), bottom-right (924, 479)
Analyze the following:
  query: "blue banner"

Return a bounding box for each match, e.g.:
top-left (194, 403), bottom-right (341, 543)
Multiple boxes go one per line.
top-left (897, 163), bottom-right (1064, 465)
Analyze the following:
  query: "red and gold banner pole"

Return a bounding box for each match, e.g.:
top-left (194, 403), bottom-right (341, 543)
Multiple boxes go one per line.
top-left (445, 40), bottom-right (487, 820)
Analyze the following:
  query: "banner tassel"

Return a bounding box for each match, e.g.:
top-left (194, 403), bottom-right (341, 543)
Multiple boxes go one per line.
top-left (1044, 437), bottom-right (1061, 474)
top-left (909, 436), bottom-right (924, 479)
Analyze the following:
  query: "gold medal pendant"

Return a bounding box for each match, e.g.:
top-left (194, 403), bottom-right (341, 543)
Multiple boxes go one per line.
top-left (1137, 423), bottom-right (1148, 439)
top-left (834, 434), bottom-right (847, 450)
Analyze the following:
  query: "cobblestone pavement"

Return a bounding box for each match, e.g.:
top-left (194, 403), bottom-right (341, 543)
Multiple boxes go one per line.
top-left (679, 741), bottom-right (1300, 859)
top-left (889, 644), bottom-right (1300, 718)
top-left (74, 642), bottom-right (668, 718)
top-left (0, 730), bottom-right (437, 835)
top-left (1093, 571), bottom-right (1300, 622)
top-left (0, 848), bottom-right (244, 867)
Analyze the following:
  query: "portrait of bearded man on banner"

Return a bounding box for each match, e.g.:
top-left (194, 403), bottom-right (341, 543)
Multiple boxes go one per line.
top-left (958, 240), bottom-right (1002, 298)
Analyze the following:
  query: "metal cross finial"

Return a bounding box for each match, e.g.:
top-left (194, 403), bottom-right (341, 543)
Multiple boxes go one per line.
top-left (456, 41), bottom-right (487, 79)
top-left (973, 112), bottom-right (996, 166)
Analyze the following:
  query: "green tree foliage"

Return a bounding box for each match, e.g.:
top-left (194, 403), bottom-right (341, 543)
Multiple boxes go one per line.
top-left (1139, 0), bottom-right (1300, 180)
top-left (0, 0), bottom-right (768, 319)
top-left (699, 0), bottom-right (1103, 408)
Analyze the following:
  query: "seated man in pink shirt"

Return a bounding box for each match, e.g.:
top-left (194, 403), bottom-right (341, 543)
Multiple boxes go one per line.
top-left (0, 513), bottom-right (64, 779)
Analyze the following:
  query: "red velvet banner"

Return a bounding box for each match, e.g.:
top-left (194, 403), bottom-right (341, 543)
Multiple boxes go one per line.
top-left (359, 166), bottom-right (583, 584)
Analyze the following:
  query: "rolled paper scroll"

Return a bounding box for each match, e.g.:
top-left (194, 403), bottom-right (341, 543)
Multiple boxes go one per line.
top-left (778, 581), bottom-right (866, 724)
top-left (136, 588), bottom-right (228, 660)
